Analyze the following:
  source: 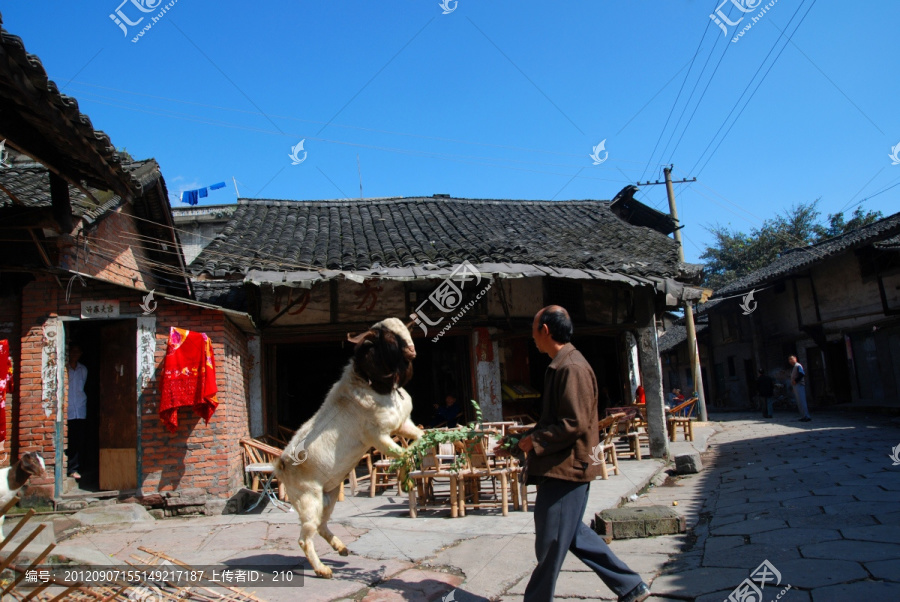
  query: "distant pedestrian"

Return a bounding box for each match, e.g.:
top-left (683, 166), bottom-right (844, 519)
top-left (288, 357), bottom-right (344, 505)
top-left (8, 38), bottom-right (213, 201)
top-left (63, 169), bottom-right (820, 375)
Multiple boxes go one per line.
top-left (788, 356), bottom-right (811, 422)
top-left (756, 369), bottom-right (775, 418)
top-left (497, 306), bottom-right (650, 602)
top-left (66, 344), bottom-right (88, 479)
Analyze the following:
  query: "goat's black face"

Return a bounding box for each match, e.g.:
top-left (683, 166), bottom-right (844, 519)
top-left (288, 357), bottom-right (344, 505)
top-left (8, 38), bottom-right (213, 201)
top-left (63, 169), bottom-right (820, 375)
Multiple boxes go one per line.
top-left (19, 452), bottom-right (46, 477)
top-left (349, 326), bottom-right (414, 395)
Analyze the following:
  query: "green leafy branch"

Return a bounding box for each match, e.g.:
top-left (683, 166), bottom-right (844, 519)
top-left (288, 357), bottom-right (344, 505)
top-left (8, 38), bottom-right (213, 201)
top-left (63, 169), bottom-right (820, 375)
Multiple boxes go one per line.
top-left (390, 400), bottom-right (487, 492)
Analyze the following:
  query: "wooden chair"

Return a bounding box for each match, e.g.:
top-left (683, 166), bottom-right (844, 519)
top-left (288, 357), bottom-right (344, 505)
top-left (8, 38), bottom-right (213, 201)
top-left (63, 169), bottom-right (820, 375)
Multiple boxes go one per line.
top-left (666, 397), bottom-right (698, 442)
top-left (407, 443), bottom-right (462, 518)
top-left (457, 439), bottom-right (517, 516)
top-left (595, 413), bottom-right (624, 480)
top-left (369, 435), bottom-right (410, 497)
top-left (239, 438), bottom-right (291, 511)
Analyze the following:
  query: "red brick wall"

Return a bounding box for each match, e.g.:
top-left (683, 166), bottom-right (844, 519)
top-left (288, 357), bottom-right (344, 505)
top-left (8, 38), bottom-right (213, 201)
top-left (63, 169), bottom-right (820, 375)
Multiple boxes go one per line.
top-left (139, 303), bottom-right (251, 498)
top-left (60, 207), bottom-right (159, 291)
top-left (0, 292), bottom-right (21, 469)
top-left (13, 273), bottom-right (251, 500)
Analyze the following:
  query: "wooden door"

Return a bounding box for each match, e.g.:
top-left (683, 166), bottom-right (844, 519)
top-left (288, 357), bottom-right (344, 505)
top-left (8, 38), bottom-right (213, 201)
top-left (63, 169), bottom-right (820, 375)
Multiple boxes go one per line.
top-left (98, 320), bottom-right (137, 490)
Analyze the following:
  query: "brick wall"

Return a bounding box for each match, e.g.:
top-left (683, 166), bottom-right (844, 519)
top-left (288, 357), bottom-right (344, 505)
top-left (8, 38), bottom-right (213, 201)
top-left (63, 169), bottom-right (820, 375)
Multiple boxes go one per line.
top-left (13, 273), bottom-right (251, 500)
top-left (60, 208), bottom-right (159, 291)
top-left (0, 291), bottom-right (21, 469)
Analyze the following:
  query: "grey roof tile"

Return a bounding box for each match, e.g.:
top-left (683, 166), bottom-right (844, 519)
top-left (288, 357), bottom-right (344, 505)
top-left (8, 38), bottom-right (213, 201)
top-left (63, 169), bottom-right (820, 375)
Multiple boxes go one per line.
top-left (191, 197), bottom-right (685, 279)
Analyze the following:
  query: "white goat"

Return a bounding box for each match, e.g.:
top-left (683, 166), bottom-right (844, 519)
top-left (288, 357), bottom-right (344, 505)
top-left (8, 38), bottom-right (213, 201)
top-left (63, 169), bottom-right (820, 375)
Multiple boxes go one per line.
top-left (274, 317), bottom-right (423, 578)
top-left (0, 452), bottom-right (45, 540)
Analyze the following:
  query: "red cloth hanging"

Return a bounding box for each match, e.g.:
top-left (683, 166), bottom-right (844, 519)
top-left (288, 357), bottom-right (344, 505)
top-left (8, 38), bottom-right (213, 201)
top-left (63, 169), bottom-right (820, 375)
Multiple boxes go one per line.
top-left (0, 339), bottom-right (12, 444)
top-left (159, 328), bottom-right (218, 433)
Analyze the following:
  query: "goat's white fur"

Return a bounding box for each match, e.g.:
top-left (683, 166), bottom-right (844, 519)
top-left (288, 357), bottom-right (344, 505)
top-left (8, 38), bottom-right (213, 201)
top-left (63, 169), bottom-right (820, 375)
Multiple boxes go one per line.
top-left (0, 453), bottom-right (45, 541)
top-left (274, 318), bottom-right (423, 578)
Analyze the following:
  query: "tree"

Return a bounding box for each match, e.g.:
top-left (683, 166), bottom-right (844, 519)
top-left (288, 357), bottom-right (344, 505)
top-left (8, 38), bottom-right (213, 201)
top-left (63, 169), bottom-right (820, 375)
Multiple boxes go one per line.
top-left (700, 200), bottom-right (882, 290)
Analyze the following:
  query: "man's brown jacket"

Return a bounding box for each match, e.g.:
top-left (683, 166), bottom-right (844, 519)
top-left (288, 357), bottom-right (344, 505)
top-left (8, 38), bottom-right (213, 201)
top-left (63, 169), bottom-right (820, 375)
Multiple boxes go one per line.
top-left (524, 343), bottom-right (602, 484)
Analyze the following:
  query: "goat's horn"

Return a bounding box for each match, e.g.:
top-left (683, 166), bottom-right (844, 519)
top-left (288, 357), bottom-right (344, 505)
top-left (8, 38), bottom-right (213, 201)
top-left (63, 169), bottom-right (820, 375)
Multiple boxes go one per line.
top-left (347, 330), bottom-right (375, 345)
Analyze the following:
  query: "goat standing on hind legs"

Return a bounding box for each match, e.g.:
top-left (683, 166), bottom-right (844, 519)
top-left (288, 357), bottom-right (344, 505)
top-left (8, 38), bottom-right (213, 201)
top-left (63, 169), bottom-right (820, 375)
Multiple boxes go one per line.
top-left (274, 317), bottom-right (423, 579)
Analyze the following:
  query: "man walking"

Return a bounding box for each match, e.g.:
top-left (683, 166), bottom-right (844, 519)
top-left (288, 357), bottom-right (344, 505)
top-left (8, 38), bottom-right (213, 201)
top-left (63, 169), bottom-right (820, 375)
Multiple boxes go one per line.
top-left (788, 355), bottom-right (811, 422)
top-left (66, 344), bottom-right (88, 479)
top-left (756, 369), bottom-right (775, 418)
top-left (500, 306), bottom-right (650, 602)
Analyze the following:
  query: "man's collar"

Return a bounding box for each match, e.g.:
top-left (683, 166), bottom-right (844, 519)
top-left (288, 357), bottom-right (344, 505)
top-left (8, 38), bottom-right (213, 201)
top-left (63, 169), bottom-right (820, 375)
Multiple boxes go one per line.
top-left (548, 343), bottom-right (575, 368)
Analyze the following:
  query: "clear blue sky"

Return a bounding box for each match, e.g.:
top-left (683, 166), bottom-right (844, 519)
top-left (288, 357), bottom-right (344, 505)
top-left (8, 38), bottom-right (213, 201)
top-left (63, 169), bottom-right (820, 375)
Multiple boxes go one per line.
top-left (4, 1), bottom-right (899, 263)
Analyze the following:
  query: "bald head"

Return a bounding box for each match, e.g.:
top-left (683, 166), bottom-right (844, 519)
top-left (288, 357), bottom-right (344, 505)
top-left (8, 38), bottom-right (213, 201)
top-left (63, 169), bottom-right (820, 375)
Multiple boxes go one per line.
top-left (535, 305), bottom-right (573, 344)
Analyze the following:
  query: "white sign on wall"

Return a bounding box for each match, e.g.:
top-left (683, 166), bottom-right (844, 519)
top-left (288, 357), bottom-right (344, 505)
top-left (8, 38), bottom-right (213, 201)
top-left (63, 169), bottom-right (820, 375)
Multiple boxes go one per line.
top-left (81, 300), bottom-right (120, 319)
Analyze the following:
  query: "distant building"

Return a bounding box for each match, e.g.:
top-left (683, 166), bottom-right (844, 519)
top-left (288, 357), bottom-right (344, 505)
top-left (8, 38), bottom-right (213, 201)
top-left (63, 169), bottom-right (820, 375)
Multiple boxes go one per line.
top-left (172, 205), bottom-right (236, 265)
top-left (661, 212), bottom-right (900, 408)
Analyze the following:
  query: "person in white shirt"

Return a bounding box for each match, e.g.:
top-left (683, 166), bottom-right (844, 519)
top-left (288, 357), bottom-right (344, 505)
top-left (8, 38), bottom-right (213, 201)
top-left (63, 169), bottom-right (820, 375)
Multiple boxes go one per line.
top-left (788, 355), bottom-right (811, 422)
top-left (66, 344), bottom-right (88, 479)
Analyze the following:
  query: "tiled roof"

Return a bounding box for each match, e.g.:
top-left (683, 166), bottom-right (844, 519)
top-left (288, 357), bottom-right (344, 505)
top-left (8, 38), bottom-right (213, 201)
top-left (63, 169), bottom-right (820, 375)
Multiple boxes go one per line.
top-left (191, 197), bottom-right (690, 280)
top-left (715, 211), bottom-right (900, 296)
top-left (0, 159), bottom-right (161, 222)
top-left (657, 322), bottom-right (708, 353)
top-left (192, 280), bottom-right (248, 312)
top-left (0, 23), bottom-right (147, 199)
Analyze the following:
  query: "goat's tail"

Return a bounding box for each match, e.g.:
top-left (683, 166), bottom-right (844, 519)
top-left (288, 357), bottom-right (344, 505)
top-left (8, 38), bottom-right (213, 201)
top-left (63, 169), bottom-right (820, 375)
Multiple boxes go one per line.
top-left (271, 455), bottom-right (284, 477)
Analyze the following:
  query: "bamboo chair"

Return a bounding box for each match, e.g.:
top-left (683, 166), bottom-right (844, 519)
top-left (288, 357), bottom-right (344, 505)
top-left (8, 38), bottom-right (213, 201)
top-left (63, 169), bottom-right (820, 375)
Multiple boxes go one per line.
top-left (596, 413), bottom-right (624, 479)
top-left (239, 438), bottom-right (292, 511)
top-left (457, 439), bottom-right (516, 516)
top-left (369, 435), bottom-right (411, 497)
top-left (666, 397), bottom-right (699, 442)
top-left (407, 443), bottom-right (462, 518)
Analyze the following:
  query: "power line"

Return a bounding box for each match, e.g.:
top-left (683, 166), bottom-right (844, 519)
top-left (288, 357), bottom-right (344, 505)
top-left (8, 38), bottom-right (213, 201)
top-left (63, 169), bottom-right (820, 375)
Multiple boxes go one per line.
top-left (638, 7), bottom-right (716, 182)
top-left (691, 0), bottom-right (818, 176)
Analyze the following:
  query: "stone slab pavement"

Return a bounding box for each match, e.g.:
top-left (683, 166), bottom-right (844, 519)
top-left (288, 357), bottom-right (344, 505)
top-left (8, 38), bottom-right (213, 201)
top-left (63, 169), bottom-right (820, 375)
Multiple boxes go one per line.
top-left (29, 412), bottom-right (900, 601)
top-left (499, 411), bottom-right (899, 602)
top-left (33, 426), bottom-right (699, 601)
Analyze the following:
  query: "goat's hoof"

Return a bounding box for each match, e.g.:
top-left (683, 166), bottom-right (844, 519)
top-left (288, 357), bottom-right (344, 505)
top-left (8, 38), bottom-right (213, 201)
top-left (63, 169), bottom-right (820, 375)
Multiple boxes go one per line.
top-left (315, 566), bottom-right (333, 579)
top-left (338, 547), bottom-right (350, 557)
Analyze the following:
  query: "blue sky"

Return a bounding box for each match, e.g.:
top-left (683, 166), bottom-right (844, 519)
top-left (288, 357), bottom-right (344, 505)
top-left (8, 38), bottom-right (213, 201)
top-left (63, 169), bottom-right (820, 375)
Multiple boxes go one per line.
top-left (4, 1), bottom-right (899, 263)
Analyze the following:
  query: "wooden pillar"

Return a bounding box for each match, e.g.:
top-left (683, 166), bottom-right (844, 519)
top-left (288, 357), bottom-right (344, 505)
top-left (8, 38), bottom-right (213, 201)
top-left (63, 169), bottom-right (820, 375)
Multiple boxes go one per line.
top-left (635, 288), bottom-right (669, 459)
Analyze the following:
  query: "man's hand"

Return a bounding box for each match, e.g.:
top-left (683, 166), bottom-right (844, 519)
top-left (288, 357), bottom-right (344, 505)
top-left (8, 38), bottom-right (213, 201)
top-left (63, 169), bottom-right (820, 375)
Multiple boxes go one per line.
top-left (518, 435), bottom-right (534, 453)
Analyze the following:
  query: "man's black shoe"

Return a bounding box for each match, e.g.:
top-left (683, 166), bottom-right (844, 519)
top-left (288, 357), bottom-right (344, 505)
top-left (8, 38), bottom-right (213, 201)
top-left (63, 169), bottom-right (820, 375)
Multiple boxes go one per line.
top-left (619, 582), bottom-right (650, 602)
top-left (800, 417), bottom-right (812, 422)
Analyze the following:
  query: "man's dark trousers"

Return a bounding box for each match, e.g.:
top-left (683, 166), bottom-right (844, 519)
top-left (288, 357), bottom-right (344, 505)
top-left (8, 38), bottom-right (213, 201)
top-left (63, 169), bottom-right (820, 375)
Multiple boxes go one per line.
top-left (524, 477), bottom-right (643, 601)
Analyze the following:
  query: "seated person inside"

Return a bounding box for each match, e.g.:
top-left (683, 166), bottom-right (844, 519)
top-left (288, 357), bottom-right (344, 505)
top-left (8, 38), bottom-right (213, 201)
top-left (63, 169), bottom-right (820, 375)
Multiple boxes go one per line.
top-left (431, 392), bottom-right (463, 427)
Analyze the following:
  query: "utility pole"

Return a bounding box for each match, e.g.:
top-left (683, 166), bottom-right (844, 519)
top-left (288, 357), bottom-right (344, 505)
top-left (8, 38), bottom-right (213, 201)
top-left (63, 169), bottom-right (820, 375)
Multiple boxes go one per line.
top-left (638, 167), bottom-right (708, 422)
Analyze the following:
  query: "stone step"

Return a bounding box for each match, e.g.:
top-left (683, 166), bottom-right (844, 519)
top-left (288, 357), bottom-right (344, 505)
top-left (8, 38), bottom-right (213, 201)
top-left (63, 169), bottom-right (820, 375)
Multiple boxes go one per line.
top-left (593, 505), bottom-right (687, 540)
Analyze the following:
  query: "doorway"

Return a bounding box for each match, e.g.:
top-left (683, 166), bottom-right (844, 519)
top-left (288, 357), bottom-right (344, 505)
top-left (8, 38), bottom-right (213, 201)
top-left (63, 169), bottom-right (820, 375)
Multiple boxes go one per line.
top-left (65, 320), bottom-right (137, 493)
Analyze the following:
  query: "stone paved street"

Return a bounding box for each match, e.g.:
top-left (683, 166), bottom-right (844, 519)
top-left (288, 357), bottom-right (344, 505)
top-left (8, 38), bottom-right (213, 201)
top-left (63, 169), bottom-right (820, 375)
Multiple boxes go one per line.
top-left (17, 411), bottom-right (900, 601)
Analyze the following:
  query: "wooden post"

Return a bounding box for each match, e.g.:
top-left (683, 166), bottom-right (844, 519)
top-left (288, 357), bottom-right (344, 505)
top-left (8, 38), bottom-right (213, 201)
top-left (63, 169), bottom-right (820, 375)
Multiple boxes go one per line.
top-left (635, 288), bottom-right (669, 460)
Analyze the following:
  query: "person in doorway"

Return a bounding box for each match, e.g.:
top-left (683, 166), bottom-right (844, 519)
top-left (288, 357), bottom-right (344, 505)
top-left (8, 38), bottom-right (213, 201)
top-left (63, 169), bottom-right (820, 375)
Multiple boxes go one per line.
top-left (633, 385), bottom-right (646, 405)
top-left (788, 355), bottom-right (811, 422)
top-left (431, 392), bottom-right (463, 427)
top-left (497, 306), bottom-right (650, 602)
top-left (756, 369), bottom-right (775, 418)
top-left (66, 344), bottom-right (88, 479)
